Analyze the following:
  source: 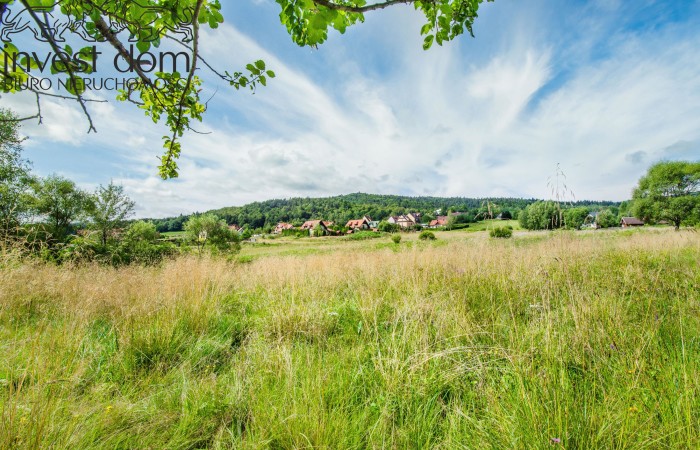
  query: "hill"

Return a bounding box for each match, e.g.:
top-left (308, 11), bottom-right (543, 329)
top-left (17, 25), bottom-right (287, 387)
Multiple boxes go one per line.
top-left (149, 193), bottom-right (620, 232)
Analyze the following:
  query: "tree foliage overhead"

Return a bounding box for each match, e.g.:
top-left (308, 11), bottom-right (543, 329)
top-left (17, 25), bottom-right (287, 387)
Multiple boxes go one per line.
top-left (631, 160), bottom-right (700, 229)
top-left (1, 0), bottom-right (493, 178)
top-left (276, 0), bottom-right (493, 50)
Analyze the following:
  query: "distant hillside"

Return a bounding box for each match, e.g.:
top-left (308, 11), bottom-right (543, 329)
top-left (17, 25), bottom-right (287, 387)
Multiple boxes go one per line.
top-left (148, 193), bottom-right (620, 232)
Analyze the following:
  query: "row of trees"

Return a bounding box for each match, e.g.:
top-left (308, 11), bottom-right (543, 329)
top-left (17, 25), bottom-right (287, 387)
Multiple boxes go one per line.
top-left (1, 109), bottom-right (239, 264)
top-left (518, 161), bottom-right (700, 231)
top-left (518, 202), bottom-right (620, 230)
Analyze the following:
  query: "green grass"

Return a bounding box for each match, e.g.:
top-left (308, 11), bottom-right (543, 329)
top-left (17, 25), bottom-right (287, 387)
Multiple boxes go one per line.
top-left (1, 229), bottom-right (699, 448)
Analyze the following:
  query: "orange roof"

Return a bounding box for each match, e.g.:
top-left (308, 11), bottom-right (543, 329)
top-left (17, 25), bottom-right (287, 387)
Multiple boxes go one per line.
top-left (301, 220), bottom-right (332, 230)
top-left (345, 218), bottom-right (369, 228)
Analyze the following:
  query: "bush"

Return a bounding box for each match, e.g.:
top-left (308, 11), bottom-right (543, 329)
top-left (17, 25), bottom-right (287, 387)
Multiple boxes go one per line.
top-left (418, 231), bottom-right (436, 241)
top-left (391, 234), bottom-right (401, 244)
top-left (490, 227), bottom-right (513, 239)
top-left (378, 221), bottom-right (400, 233)
top-left (347, 231), bottom-right (381, 241)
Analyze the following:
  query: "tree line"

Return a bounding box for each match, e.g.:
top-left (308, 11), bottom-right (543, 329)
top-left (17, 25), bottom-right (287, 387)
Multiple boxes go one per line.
top-left (1, 109), bottom-right (239, 265)
top-left (149, 194), bottom-right (620, 233)
top-left (518, 161), bottom-right (699, 231)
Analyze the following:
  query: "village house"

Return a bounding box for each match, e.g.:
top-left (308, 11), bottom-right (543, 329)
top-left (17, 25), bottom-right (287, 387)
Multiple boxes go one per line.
top-left (429, 216), bottom-right (448, 228)
top-left (388, 213), bottom-right (422, 228)
top-left (228, 224), bottom-right (242, 233)
top-left (582, 212), bottom-right (600, 229)
top-left (621, 217), bottom-right (644, 227)
top-left (273, 222), bottom-right (295, 234)
top-left (345, 216), bottom-right (372, 232)
top-left (300, 220), bottom-right (334, 236)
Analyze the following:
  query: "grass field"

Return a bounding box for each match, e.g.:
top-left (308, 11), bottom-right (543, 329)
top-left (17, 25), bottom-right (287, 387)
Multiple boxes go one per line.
top-left (1, 228), bottom-right (699, 449)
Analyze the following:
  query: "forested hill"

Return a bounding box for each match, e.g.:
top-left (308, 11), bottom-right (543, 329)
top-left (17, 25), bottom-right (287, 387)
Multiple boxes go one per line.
top-left (149, 193), bottom-right (620, 232)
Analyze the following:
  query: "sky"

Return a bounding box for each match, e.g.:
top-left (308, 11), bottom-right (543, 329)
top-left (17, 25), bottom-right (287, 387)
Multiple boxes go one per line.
top-left (3, 0), bottom-right (700, 217)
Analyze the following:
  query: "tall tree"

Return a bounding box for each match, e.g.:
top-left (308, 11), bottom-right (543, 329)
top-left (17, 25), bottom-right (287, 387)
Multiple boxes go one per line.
top-left (32, 174), bottom-right (91, 243)
top-left (0, 108), bottom-right (34, 239)
top-left (631, 161), bottom-right (700, 230)
top-left (1, 0), bottom-right (493, 178)
top-left (88, 181), bottom-right (136, 246)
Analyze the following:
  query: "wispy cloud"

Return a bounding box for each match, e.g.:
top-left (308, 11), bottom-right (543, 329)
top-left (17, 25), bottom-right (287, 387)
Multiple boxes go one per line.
top-left (6, 0), bottom-right (700, 216)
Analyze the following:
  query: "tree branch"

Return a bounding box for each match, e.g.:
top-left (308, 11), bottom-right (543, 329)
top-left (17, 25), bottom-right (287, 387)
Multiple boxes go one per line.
top-left (19, 1), bottom-right (97, 133)
top-left (312, 0), bottom-right (435, 13)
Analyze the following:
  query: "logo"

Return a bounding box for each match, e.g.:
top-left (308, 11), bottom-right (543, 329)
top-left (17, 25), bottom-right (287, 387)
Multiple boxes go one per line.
top-left (0, 0), bottom-right (194, 44)
top-left (1, 1), bottom-right (197, 93)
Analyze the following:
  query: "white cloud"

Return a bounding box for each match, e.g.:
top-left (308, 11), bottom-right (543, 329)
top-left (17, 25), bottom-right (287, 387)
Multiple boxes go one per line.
top-left (6, 0), bottom-right (700, 217)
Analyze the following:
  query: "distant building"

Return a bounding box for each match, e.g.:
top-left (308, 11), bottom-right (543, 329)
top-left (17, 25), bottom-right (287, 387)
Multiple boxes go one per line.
top-left (273, 222), bottom-right (295, 234)
top-left (388, 213), bottom-right (422, 228)
top-left (429, 216), bottom-right (449, 228)
top-left (582, 212), bottom-right (600, 229)
top-left (300, 220), bottom-right (334, 236)
top-left (345, 216), bottom-right (371, 231)
top-left (621, 217), bottom-right (644, 227)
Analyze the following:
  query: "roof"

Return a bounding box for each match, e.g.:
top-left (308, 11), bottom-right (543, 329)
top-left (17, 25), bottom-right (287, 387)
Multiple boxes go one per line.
top-left (275, 222), bottom-right (294, 229)
top-left (346, 218), bottom-right (369, 228)
top-left (429, 217), bottom-right (448, 227)
top-left (300, 220), bottom-right (332, 230)
top-left (621, 217), bottom-right (644, 226)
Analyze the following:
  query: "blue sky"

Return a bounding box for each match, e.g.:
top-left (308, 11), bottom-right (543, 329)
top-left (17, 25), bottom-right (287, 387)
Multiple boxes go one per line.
top-left (4, 0), bottom-right (700, 217)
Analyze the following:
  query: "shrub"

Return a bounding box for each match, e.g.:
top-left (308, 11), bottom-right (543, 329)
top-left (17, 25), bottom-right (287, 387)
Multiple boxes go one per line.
top-left (391, 234), bottom-right (401, 244)
top-left (347, 231), bottom-right (381, 241)
top-left (378, 221), bottom-right (400, 233)
top-left (490, 226), bottom-right (513, 239)
top-left (418, 231), bottom-right (436, 241)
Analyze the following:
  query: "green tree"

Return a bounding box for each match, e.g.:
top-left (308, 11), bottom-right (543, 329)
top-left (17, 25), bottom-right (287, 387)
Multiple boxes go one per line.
top-left (2, 0), bottom-right (492, 178)
top-left (596, 209), bottom-right (618, 229)
top-left (124, 220), bottom-right (159, 243)
top-left (378, 221), bottom-right (400, 233)
top-left (32, 175), bottom-right (91, 244)
top-left (117, 220), bottom-right (174, 265)
top-left (0, 108), bottom-right (34, 239)
top-left (631, 161), bottom-right (700, 230)
top-left (563, 207), bottom-right (589, 230)
top-left (520, 201), bottom-right (562, 230)
top-left (184, 213), bottom-right (240, 254)
top-left (88, 181), bottom-right (136, 246)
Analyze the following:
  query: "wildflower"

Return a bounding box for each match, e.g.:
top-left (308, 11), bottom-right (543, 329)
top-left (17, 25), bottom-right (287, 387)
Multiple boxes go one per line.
top-left (628, 406), bottom-right (639, 413)
top-left (105, 405), bottom-right (113, 413)
top-left (550, 437), bottom-right (561, 444)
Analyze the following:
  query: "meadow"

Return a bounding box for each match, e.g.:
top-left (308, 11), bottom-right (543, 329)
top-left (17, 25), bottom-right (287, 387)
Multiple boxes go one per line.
top-left (1, 227), bottom-right (699, 449)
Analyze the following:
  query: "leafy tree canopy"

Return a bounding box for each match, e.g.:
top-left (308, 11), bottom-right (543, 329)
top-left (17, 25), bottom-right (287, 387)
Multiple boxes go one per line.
top-left (1, 0), bottom-right (493, 178)
top-left (632, 160), bottom-right (700, 229)
top-left (31, 174), bottom-right (92, 242)
top-left (88, 181), bottom-right (136, 246)
top-left (0, 108), bottom-right (34, 236)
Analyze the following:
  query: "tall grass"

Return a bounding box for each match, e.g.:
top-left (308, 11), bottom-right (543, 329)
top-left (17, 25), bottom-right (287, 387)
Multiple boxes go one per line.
top-left (1, 230), bottom-right (699, 449)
